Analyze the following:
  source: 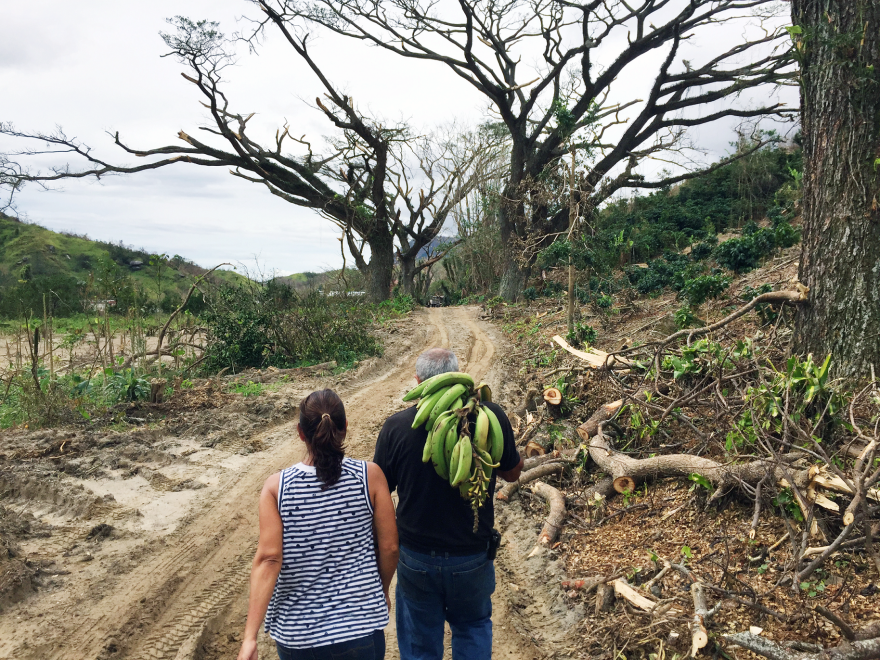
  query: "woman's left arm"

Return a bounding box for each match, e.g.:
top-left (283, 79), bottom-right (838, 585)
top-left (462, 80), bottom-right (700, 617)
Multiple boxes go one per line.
top-left (367, 462), bottom-right (399, 607)
top-left (238, 473), bottom-right (283, 660)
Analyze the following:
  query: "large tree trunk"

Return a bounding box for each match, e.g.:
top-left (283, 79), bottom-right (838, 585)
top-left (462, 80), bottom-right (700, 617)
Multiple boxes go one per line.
top-left (363, 231), bottom-right (395, 303)
top-left (792, 0), bottom-right (880, 380)
top-left (498, 177), bottom-right (528, 301)
top-left (398, 255), bottom-right (416, 298)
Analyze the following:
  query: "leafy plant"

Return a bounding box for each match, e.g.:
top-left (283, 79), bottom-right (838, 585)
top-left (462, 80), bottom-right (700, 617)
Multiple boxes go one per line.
top-left (728, 353), bottom-right (842, 451)
top-left (688, 473), bottom-right (712, 492)
top-left (566, 322), bottom-right (597, 348)
top-left (674, 306), bottom-right (704, 330)
top-left (104, 369), bottom-right (151, 403)
top-left (680, 274), bottom-right (731, 307)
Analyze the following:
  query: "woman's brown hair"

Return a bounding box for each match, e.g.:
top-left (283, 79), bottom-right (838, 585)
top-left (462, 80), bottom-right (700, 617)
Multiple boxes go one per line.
top-left (298, 389), bottom-right (346, 488)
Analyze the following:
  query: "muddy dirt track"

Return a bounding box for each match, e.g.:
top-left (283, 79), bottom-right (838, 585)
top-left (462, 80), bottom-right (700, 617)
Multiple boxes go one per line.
top-left (0, 307), bottom-right (552, 660)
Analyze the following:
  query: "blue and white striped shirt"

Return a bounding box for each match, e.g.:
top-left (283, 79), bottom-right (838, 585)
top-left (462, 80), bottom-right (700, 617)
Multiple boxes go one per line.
top-left (264, 458), bottom-right (389, 648)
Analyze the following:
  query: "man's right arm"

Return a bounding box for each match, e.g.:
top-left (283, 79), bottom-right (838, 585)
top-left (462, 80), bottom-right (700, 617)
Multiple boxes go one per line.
top-left (490, 402), bottom-right (523, 482)
top-left (498, 455), bottom-right (524, 482)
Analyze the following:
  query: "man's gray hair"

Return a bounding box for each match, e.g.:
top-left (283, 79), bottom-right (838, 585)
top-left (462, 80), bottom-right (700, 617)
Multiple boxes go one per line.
top-left (415, 348), bottom-right (459, 381)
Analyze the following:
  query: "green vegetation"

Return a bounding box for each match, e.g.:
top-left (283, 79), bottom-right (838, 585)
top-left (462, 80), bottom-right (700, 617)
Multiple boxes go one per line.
top-left (200, 280), bottom-right (381, 373)
top-left (0, 212), bottom-right (242, 319)
top-left (427, 138), bottom-right (803, 304)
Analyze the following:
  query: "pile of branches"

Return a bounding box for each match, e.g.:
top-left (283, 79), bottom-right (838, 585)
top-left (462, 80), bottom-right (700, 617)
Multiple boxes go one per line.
top-left (497, 290), bottom-right (880, 659)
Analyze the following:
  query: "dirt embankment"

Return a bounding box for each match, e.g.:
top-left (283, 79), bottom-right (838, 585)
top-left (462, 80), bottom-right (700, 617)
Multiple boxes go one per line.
top-left (0, 307), bottom-right (577, 660)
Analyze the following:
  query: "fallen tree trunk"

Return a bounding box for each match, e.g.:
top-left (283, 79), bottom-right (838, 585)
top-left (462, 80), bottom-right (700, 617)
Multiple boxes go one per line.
top-left (576, 385), bottom-right (669, 442)
top-left (588, 431), bottom-right (813, 494)
top-left (496, 463), bottom-right (564, 501)
top-left (523, 451), bottom-right (567, 471)
top-left (531, 481), bottom-right (566, 546)
top-left (724, 630), bottom-right (880, 660)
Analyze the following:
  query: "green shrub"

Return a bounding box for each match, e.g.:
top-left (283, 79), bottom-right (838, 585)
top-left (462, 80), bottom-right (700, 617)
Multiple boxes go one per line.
top-left (689, 238), bottom-right (717, 261)
top-left (200, 281), bottom-right (380, 373)
top-left (104, 369), bottom-right (151, 402)
top-left (566, 322), bottom-right (597, 348)
top-left (715, 219), bottom-right (800, 273)
top-left (679, 274), bottom-right (731, 307)
top-left (595, 294), bottom-right (614, 309)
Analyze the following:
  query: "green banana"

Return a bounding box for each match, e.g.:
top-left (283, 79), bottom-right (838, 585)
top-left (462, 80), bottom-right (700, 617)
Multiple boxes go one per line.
top-left (425, 410), bottom-right (453, 464)
top-left (484, 406), bottom-right (504, 463)
top-left (448, 437), bottom-right (461, 485)
top-left (450, 397), bottom-right (464, 413)
top-left (474, 407), bottom-right (490, 452)
top-left (444, 422), bottom-right (459, 467)
top-left (476, 382), bottom-right (492, 403)
top-left (420, 372), bottom-right (474, 398)
top-left (412, 388), bottom-right (447, 429)
top-left (402, 371), bottom-right (449, 402)
top-left (427, 383), bottom-right (468, 429)
top-left (450, 435), bottom-right (473, 487)
top-left (422, 423), bottom-right (434, 463)
top-left (430, 413), bottom-right (457, 480)
top-left (403, 380), bottom-right (427, 402)
top-left (475, 446), bottom-right (498, 480)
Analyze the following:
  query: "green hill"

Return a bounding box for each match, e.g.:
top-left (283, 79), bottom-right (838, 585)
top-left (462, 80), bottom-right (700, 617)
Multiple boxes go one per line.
top-left (0, 211), bottom-right (244, 318)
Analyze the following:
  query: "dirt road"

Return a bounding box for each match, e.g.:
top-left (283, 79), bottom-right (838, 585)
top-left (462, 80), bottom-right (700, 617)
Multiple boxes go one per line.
top-left (0, 307), bottom-right (541, 660)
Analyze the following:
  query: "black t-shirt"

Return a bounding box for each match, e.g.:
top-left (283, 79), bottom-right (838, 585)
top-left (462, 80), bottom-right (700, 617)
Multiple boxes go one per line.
top-left (373, 401), bottom-right (520, 555)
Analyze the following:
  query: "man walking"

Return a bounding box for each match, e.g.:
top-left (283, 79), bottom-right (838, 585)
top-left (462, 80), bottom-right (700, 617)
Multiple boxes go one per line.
top-left (373, 348), bottom-right (523, 660)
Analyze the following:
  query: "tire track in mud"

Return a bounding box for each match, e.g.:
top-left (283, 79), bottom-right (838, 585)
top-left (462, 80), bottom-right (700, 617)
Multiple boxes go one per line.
top-left (2, 308), bottom-right (536, 660)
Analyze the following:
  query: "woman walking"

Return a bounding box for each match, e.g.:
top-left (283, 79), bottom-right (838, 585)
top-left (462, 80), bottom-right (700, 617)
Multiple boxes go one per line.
top-left (237, 389), bottom-right (399, 660)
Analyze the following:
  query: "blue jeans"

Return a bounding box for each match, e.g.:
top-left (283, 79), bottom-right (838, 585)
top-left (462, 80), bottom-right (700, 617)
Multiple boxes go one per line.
top-left (276, 630), bottom-right (385, 660)
top-left (395, 545), bottom-right (494, 660)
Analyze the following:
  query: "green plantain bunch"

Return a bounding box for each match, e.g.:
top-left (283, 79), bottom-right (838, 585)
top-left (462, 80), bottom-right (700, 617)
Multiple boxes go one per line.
top-left (404, 372), bottom-right (503, 532)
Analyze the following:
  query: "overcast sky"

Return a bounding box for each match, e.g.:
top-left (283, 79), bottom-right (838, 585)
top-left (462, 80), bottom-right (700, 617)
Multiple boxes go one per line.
top-left (1, 1), bottom-right (796, 277)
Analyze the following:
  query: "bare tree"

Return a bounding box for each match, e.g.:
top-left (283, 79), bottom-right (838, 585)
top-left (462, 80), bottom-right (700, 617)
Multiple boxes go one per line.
top-left (265, 0), bottom-right (796, 298)
top-left (390, 129), bottom-right (507, 296)
top-left (0, 16), bottom-right (490, 302)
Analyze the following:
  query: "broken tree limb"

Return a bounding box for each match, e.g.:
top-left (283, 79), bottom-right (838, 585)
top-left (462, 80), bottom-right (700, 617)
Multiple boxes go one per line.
top-left (612, 578), bottom-right (682, 615)
top-left (815, 606), bottom-right (856, 641)
top-left (551, 335), bottom-right (632, 370)
top-left (670, 562), bottom-right (721, 656)
top-left (496, 463), bottom-right (564, 501)
top-left (523, 451), bottom-right (567, 471)
top-left (156, 262), bottom-right (232, 356)
top-left (613, 578), bottom-right (658, 611)
top-left (689, 581), bottom-right (711, 657)
top-left (659, 290), bottom-right (808, 348)
top-left (577, 399), bottom-right (624, 441)
top-left (561, 575), bottom-right (615, 593)
top-left (576, 385), bottom-right (670, 442)
top-left (798, 521), bottom-right (857, 582)
top-left (531, 481), bottom-right (566, 546)
top-left (724, 631), bottom-right (880, 660)
top-left (588, 429), bottom-right (813, 495)
top-left (581, 476), bottom-right (616, 506)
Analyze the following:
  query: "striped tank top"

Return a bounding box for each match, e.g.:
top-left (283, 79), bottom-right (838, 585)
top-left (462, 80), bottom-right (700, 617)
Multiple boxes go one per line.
top-left (264, 457), bottom-right (389, 648)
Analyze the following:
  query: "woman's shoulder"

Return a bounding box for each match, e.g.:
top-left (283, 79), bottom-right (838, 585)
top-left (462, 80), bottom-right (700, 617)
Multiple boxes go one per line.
top-left (341, 457), bottom-right (384, 482)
